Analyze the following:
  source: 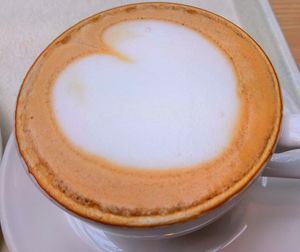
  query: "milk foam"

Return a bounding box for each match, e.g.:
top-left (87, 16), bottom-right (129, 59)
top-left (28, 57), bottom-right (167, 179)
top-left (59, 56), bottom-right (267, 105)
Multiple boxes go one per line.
top-left (52, 20), bottom-right (239, 169)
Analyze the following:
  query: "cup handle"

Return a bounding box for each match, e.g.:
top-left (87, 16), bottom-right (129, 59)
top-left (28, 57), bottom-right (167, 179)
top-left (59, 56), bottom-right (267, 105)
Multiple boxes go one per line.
top-left (263, 114), bottom-right (300, 178)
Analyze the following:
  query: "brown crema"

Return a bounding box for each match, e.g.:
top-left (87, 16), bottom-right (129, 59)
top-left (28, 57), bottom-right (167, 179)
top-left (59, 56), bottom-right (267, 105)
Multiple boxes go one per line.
top-left (15, 3), bottom-right (282, 227)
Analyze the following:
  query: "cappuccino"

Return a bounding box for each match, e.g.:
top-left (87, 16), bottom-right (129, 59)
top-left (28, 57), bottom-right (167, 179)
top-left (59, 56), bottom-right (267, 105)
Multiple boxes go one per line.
top-left (16, 3), bottom-right (282, 226)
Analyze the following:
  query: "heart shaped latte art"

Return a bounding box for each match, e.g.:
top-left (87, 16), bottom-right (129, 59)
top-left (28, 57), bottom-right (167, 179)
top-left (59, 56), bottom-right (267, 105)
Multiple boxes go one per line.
top-left (52, 20), bottom-right (239, 169)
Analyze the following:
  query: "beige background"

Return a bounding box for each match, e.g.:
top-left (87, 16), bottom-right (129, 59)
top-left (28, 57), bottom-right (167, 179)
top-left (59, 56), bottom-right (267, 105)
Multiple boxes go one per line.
top-left (0, 0), bottom-right (299, 251)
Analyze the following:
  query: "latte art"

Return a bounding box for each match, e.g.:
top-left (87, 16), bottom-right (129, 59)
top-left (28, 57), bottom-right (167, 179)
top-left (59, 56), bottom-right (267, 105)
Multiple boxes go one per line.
top-left (52, 20), bottom-right (239, 169)
top-left (16, 3), bottom-right (282, 227)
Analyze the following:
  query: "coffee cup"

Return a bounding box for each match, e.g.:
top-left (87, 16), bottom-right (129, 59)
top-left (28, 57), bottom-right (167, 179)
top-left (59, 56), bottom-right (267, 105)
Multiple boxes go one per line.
top-left (15, 2), bottom-right (300, 240)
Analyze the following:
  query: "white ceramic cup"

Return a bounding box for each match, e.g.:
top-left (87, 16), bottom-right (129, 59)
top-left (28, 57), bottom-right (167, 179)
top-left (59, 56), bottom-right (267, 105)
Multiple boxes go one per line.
top-left (15, 3), bottom-right (300, 241)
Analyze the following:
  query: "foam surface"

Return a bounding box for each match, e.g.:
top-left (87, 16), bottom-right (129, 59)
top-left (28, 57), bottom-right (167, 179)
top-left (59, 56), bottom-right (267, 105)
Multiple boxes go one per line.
top-left (52, 20), bottom-right (238, 169)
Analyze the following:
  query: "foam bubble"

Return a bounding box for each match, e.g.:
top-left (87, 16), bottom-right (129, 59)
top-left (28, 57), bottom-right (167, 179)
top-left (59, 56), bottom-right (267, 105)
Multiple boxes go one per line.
top-left (52, 20), bottom-right (239, 169)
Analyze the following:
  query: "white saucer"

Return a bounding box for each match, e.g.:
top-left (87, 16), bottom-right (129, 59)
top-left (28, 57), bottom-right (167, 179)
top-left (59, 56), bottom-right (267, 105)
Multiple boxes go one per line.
top-left (1, 134), bottom-right (300, 252)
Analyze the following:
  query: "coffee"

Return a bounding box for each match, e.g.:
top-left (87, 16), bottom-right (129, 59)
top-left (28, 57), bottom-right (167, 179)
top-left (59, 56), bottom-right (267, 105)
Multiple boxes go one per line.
top-left (15, 3), bottom-right (282, 227)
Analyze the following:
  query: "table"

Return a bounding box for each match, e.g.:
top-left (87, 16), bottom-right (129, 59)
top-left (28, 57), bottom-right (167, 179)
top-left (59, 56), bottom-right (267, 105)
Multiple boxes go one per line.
top-left (270, 0), bottom-right (300, 67)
